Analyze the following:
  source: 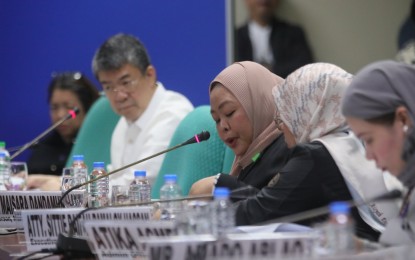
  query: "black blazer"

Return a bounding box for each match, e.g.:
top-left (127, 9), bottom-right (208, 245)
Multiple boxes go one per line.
top-left (235, 17), bottom-right (314, 78)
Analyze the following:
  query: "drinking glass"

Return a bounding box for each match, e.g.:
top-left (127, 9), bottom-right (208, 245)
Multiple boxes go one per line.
top-left (111, 185), bottom-right (130, 205)
top-left (61, 167), bottom-right (87, 208)
top-left (4, 161), bottom-right (28, 191)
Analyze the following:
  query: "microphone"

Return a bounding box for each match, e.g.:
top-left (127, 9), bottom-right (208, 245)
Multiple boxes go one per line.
top-left (10, 107), bottom-right (80, 160)
top-left (258, 189), bottom-right (403, 226)
top-left (53, 131), bottom-right (210, 257)
top-left (56, 131), bottom-right (211, 207)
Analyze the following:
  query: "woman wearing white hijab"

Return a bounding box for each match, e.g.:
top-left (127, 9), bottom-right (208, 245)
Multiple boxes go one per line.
top-left (342, 60), bottom-right (415, 246)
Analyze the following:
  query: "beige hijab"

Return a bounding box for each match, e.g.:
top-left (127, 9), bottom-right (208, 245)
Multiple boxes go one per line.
top-left (209, 61), bottom-right (283, 176)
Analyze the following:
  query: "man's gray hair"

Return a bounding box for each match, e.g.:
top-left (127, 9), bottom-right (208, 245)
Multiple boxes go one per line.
top-left (92, 33), bottom-right (151, 77)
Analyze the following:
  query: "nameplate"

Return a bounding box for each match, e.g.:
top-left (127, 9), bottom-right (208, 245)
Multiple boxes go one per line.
top-left (83, 220), bottom-right (177, 260)
top-left (0, 191), bottom-right (64, 228)
top-left (21, 206), bottom-right (153, 251)
top-left (144, 233), bottom-right (316, 260)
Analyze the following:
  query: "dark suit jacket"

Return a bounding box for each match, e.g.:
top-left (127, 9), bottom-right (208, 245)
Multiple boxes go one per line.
top-left (235, 17), bottom-right (314, 78)
top-left (27, 130), bottom-right (73, 175)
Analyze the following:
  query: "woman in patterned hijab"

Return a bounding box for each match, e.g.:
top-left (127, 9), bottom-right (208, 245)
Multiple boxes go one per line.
top-left (271, 63), bottom-right (401, 240)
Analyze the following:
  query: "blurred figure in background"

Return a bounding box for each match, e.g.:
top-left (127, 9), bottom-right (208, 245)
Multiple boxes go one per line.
top-left (234, 0), bottom-right (313, 78)
top-left (27, 72), bottom-right (99, 176)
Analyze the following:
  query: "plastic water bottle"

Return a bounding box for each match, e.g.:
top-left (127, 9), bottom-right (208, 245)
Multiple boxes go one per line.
top-left (88, 162), bottom-right (109, 208)
top-left (325, 201), bottom-right (355, 254)
top-left (159, 174), bottom-right (182, 220)
top-left (0, 152), bottom-right (10, 191)
top-left (211, 187), bottom-right (235, 237)
top-left (72, 155), bottom-right (88, 189)
top-left (129, 170), bottom-right (151, 204)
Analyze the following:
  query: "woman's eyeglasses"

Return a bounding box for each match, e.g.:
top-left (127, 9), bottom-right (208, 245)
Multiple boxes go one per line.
top-left (274, 112), bottom-right (283, 131)
top-left (51, 71), bottom-right (83, 81)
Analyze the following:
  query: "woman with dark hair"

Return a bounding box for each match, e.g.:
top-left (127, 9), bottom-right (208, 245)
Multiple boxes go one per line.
top-left (27, 72), bottom-right (99, 175)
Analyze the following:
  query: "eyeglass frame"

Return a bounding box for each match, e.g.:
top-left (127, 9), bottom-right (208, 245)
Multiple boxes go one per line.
top-left (102, 79), bottom-right (139, 96)
top-left (274, 111), bottom-right (284, 131)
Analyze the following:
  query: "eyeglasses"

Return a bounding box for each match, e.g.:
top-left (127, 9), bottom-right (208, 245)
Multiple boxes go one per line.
top-left (274, 112), bottom-right (283, 131)
top-left (102, 79), bottom-right (138, 96)
top-left (51, 71), bottom-right (83, 81)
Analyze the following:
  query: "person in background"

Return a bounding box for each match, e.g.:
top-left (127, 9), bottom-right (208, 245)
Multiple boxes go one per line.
top-left (396, 0), bottom-right (415, 64)
top-left (190, 61), bottom-right (289, 195)
top-left (27, 72), bottom-right (99, 175)
top-left (235, 0), bottom-right (313, 78)
top-left (342, 60), bottom-right (415, 246)
top-left (92, 33), bottom-right (193, 187)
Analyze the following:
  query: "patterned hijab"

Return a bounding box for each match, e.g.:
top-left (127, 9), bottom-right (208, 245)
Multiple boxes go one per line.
top-left (272, 63), bottom-right (353, 144)
top-left (210, 61), bottom-right (283, 176)
top-left (273, 63), bottom-right (403, 230)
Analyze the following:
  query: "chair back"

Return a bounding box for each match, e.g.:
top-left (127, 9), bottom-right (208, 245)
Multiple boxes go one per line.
top-left (66, 95), bottom-right (120, 171)
top-left (151, 105), bottom-right (234, 198)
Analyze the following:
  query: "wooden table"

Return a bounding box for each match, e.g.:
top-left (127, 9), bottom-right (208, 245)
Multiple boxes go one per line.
top-left (0, 232), bottom-right (62, 260)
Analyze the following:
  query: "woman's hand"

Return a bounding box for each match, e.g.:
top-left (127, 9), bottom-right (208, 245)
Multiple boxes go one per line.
top-left (27, 174), bottom-right (61, 191)
top-left (189, 176), bottom-right (217, 196)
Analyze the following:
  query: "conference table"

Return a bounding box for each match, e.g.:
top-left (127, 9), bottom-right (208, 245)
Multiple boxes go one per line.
top-left (0, 232), bottom-right (63, 260)
top-left (1, 230), bottom-right (414, 260)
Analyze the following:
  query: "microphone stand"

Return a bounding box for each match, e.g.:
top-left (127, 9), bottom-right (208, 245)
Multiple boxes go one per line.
top-left (11, 108), bottom-right (79, 160)
top-left (257, 189), bottom-right (403, 226)
top-left (56, 130), bottom-right (210, 207)
top-left (54, 131), bottom-right (210, 258)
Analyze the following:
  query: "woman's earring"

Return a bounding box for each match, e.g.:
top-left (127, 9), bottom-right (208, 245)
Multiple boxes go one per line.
top-left (403, 125), bottom-right (409, 133)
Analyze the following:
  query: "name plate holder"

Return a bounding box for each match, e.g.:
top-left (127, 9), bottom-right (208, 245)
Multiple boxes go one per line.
top-left (144, 232), bottom-right (317, 260)
top-left (0, 191), bottom-right (65, 228)
top-left (83, 220), bottom-right (177, 260)
top-left (82, 219), bottom-right (317, 260)
top-left (21, 206), bottom-right (153, 251)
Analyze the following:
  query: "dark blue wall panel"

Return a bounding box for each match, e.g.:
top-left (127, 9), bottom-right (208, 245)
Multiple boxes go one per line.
top-left (0, 1), bottom-right (227, 161)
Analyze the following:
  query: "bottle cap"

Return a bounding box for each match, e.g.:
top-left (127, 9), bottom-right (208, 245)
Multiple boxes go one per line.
top-left (0, 141), bottom-right (5, 149)
top-left (214, 187), bottom-right (230, 198)
top-left (164, 174), bottom-right (177, 183)
top-left (134, 170), bottom-right (146, 177)
top-left (93, 162), bottom-right (105, 169)
top-left (329, 201), bottom-right (350, 214)
top-left (73, 155), bottom-right (84, 161)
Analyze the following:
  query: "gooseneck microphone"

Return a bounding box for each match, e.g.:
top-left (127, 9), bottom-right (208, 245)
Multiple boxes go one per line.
top-left (54, 131), bottom-right (210, 257)
top-left (56, 131), bottom-right (210, 207)
top-left (10, 107), bottom-right (80, 160)
top-left (258, 189), bottom-right (403, 226)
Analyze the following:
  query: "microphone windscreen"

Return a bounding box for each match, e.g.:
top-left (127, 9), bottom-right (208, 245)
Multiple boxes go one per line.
top-left (72, 107), bottom-right (80, 115)
top-left (197, 131), bottom-right (210, 142)
top-left (181, 131), bottom-right (211, 145)
top-left (67, 107), bottom-right (80, 119)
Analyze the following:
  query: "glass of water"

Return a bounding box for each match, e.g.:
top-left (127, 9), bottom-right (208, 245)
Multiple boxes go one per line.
top-left (61, 167), bottom-right (87, 207)
top-left (4, 161), bottom-right (28, 191)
